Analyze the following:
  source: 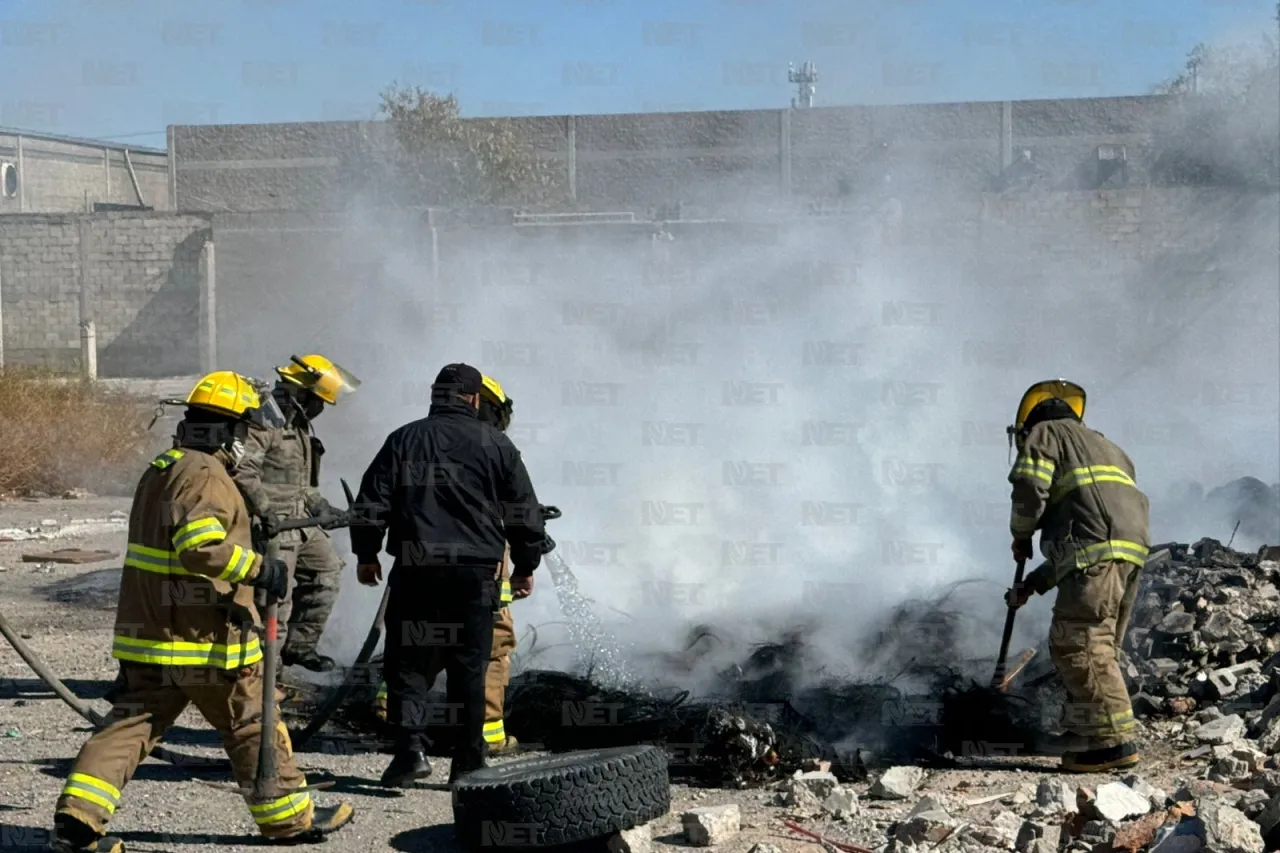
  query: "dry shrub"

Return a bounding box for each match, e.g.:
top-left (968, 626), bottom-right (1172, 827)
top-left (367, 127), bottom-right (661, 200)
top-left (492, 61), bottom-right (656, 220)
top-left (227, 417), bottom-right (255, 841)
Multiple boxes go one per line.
top-left (0, 368), bottom-right (157, 497)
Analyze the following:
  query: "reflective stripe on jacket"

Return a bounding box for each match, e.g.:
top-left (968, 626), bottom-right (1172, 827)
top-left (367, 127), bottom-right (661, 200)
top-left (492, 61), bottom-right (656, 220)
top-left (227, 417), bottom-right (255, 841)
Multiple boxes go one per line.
top-left (1008, 418), bottom-right (1151, 594)
top-left (112, 447), bottom-right (265, 669)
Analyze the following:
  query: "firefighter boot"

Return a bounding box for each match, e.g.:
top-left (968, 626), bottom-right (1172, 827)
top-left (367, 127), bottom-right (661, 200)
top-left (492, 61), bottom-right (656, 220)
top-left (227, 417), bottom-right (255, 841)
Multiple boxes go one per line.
top-left (379, 750), bottom-right (432, 788)
top-left (269, 802), bottom-right (356, 845)
top-left (280, 648), bottom-right (337, 673)
top-left (487, 734), bottom-right (520, 756)
top-left (1061, 742), bottom-right (1140, 773)
top-left (51, 813), bottom-right (125, 853)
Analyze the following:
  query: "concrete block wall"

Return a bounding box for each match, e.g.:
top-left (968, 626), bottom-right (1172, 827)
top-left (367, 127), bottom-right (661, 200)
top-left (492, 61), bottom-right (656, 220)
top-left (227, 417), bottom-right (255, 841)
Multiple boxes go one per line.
top-left (0, 133), bottom-right (170, 214)
top-left (0, 212), bottom-right (210, 376)
top-left (172, 95), bottom-right (1177, 213)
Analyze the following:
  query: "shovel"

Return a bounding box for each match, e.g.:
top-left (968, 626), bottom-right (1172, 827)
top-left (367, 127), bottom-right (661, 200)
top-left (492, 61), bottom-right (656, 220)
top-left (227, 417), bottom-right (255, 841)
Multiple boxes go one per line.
top-left (989, 557), bottom-right (1027, 691)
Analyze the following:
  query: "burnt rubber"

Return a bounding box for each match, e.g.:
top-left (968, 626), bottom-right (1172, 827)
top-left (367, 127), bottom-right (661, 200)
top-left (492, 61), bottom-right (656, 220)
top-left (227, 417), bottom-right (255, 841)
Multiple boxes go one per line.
top-left (452, 745), bottom-right (670, 849)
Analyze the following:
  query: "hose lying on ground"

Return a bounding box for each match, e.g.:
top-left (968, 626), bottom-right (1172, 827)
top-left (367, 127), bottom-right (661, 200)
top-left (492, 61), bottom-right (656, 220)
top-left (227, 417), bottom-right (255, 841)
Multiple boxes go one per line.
top-left (0, 606), bottom-right (231, 771)
top-left (289, 585), bottom-right (390, 750)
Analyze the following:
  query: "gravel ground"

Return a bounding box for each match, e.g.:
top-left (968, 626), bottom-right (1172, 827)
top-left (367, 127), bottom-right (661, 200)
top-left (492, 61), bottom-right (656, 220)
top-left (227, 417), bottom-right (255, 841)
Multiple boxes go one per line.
top-left (0, 495), bottom-right (1198, 853)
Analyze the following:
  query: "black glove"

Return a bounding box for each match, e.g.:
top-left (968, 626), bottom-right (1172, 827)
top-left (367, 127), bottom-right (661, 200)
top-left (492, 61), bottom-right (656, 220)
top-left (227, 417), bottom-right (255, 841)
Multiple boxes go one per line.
top-left (259, 510), bottom-right (282, 540)
top-left (252, 558), bottom-right (290, 603)
top-left (308, 498), bottom-right (340, 519)
top-left (538, 534), bottom-right (557, 555)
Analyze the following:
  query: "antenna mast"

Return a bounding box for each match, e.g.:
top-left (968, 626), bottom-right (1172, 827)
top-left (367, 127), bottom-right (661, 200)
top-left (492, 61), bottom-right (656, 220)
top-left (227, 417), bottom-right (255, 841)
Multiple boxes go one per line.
top-left (789, 61), bottom-right (817, 108)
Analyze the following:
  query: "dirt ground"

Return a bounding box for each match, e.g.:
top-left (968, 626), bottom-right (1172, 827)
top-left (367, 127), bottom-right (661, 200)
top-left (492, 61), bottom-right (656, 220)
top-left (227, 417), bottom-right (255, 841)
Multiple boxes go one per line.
top-left (0, 495), bottom-right (1204, 853)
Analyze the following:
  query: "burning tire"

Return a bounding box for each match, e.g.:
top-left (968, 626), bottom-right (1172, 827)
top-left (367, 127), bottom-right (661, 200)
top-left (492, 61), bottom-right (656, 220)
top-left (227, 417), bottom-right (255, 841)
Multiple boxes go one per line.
top-left (452, 745), bottom-right (670, 849)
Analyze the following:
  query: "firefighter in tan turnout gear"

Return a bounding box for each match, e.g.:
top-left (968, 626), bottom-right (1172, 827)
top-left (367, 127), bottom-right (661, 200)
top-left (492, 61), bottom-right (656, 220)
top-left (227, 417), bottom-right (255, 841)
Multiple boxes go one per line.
top-left (372, 374), bottom-right (526, 756)
top-left (235, 354), bottom-right (360, 673)
top-left (51, 372), bottom-right (354, 853)
top-left (1003, 379), bottom-right (1151, 774)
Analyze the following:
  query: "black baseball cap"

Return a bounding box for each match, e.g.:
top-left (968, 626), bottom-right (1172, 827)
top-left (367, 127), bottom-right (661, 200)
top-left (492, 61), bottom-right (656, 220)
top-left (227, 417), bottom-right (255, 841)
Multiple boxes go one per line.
top-left (433, 363), bottom-right (484, 396)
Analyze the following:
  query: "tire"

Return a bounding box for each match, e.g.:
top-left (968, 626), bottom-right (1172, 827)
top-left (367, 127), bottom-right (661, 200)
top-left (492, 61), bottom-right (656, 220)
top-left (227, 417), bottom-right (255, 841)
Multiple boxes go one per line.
top-left (452, 745), bottom-right (670, 849)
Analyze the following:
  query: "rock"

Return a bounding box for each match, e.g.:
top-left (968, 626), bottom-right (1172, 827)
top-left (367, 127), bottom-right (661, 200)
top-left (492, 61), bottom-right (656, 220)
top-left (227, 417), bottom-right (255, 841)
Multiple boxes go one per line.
top-left (792, 770), bottom-right (839, 799)
top-left (607, 824), bottom-right (652, 853)
top-left (1198, 714), bottom-right (1246, 745)
top-left (1151, 820), bottom-right (1206, 853)
top-left (1235, 789), bottom-right (1270, 819)
top-left (870, 765), bottom-right (924, 800)
top-left (681, 805), bottom-right (741, 847)
top-left (1091, 781), bottom-right (1151, 822)
top-left (895, 800), bottom-right (959, 846)
top-left (967, 811), bottom-right (1024, 848)
top-left (747, 845), bottom-right (782, 853)
top-left (1037, 778), bottom-right (1077, 812)
top-left (1253, 791), bottom-right (1280, 847)
top-left (823, 787), bottom-right (859, 819)
top-left (1160, 612), bottom-right (1197, 635)
top-left (1209, 757), bottom-right (1253, 784)
top-left (1016, 821), bottom-right (1062, 853)
top-left (1200, 803), bottom-right (1263, 853)
top-left (1123, 774), bottom-right (1169, 809)
top-left (1254, 716), bottom-right (1280, 753)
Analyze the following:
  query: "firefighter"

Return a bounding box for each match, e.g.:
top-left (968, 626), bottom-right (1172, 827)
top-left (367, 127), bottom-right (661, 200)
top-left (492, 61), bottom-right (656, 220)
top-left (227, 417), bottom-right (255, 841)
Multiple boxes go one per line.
top-left (353, 363), bottom-right (546, 788)
top-left (52, 371), bottom-right (354, 853)
top-left (235, 354), bottom-right (360, 673)
top-left (1003, 379), bottom-right (1150, 774)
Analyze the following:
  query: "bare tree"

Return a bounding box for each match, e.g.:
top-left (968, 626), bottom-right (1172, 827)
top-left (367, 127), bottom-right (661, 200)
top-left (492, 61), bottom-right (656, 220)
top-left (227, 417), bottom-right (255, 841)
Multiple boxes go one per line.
top-left (374, 84), bottom-right (562, 207)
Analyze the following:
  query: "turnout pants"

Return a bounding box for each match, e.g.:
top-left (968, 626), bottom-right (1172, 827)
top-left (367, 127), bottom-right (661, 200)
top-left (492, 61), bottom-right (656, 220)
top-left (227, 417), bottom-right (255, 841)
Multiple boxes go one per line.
top-left (1050, 559), bottom-right (1142, 749)
top-left (55, 662), bottom-right (312, 840)
top-left (484, 606), bottom-right (517, 745)
top-left (269, 528), bottom-right (343, 657)
top-left (383, 564), bottom-right (496, 774)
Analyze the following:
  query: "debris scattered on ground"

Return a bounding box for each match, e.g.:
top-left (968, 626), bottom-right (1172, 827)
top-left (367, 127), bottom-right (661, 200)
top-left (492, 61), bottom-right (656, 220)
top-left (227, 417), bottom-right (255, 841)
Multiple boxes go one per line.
top-left (20, 548), bottom-right (117, 564)
top-left (681, 804), bottom-right (740, 846)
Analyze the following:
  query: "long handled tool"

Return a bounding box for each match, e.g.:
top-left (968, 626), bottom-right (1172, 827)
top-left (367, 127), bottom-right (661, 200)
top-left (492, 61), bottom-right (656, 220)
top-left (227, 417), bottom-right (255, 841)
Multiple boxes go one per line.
top-left (990, 557), bottom-right (1027, 690)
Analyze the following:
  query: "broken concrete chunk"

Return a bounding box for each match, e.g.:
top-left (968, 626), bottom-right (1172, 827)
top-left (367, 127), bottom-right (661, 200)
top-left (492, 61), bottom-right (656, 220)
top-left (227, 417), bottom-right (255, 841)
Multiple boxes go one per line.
top-left (606, 824), bottom-right (652, 853)
top-left (746, 845), bottom-right (782, 853)
top-left (1091, 781), bottom-right (1152, 822)
top-left (869, 765), bottom-right (924, 800)
top-left (1123, 774), bottom-right (1169, 809)
top-left (1210, 757), bottom-right (1253, 784)
top-left (681, 804), bottom-right (740, 847)
top-left (967, 811), bottom-right (1024, 849)
top-left (895, 804), bottom-right (959, 846)
top-left (1254, 716), bottom-right (1280, 753)
top-left (1016, 820), bottom-right (1062, 853)
top-left (822, 787), bottom-right (859, 819)
top-left (1201, 803), bottom-right (1263, 853)
top-left (792, 770), bottom-right (839, 799)
top-left (1160, 611), bottom-right (1198, 635)
top-left (1037, 777), bottom-right (1077, 812)
top-left (1235, 789), bottom-right (1270, 819)
top-left (1198, 714), bottom-right (1246, 745)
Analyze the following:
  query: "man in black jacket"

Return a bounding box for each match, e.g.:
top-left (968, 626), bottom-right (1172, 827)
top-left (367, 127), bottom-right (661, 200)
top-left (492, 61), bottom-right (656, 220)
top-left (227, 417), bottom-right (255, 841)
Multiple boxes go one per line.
top-left (351, 363), bottom-right (547, 787)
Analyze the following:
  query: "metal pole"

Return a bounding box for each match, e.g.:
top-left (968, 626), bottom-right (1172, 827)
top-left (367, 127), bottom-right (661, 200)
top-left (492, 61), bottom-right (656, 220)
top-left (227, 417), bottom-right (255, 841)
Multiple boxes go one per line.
top-left (199, 239), bottom-right (217, 370)
top-left (77, 219), bottom-right (93, 376)
top-left (15, 135), bottom-right (24, 212)
top-left (103, 149), bottom-right (111, 203)
top-left (123, 150), bottom-right (146, 207)
top-left (166, 126), bottom-right (178, 210)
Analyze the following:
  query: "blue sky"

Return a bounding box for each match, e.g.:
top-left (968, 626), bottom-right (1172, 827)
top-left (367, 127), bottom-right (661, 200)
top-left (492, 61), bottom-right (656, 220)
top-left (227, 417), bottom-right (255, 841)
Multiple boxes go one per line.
top-left (0, 0), bottom-right (1273, 149)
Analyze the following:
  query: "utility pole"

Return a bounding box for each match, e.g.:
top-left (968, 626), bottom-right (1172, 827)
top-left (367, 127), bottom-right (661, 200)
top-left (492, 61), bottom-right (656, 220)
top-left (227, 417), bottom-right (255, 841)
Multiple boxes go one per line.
top-left (789, 61), bottom-right (817, 109)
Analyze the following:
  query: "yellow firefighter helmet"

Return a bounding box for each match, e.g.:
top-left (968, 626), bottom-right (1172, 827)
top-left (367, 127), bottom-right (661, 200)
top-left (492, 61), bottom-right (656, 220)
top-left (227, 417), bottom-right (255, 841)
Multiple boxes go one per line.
top-left (184, 371), bottom-right (261, 419)
top-left (480, 374), bottom-right (514, 431)
top-left (1012, 379), bottom-right (1087, 432)
top-left (275, 354), bottom-right (361, 406)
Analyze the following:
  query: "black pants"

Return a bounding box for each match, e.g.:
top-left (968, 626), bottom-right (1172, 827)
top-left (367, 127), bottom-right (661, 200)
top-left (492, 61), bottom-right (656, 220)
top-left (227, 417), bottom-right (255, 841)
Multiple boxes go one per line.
top-left (383, 564), bottom-right (496, 775)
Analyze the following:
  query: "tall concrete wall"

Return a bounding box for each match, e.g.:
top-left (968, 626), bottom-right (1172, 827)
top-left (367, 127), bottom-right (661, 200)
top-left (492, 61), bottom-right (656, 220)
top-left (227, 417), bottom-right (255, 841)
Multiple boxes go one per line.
top-left (172, 95), bottom-right (1174, 213)
top-left (0, 133), bottom-right (170, 214)
top-left (0, 212), bottom-right (210, 376)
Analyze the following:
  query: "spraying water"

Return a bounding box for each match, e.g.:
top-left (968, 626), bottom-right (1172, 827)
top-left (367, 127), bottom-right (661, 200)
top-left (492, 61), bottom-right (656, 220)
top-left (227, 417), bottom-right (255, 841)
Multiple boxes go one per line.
top-left (543, 552), bottom-right (638, 690)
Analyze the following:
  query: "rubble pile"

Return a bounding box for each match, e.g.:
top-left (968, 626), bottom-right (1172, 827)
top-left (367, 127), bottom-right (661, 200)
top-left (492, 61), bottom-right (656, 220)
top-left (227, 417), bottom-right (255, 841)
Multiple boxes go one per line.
top-left (1123, 540), bottom-right (1280, 719)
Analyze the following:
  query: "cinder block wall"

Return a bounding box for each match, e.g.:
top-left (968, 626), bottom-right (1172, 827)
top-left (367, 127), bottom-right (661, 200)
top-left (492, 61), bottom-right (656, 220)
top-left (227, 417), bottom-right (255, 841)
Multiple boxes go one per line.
top-left (172, 95), bottom-right (1173, 213)
top-left (0, 212), bottom-right (211, 376)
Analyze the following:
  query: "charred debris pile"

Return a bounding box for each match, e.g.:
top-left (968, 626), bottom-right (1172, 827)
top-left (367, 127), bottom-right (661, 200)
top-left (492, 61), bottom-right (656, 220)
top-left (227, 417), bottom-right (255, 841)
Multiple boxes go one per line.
top-left (286, 539), bottom-right (1280, 788)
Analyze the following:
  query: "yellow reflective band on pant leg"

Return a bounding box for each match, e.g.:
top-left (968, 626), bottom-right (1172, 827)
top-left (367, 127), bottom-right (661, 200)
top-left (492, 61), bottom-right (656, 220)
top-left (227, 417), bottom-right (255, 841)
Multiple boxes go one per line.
top-left (483, 720), bottom-right (506, 744)
top-left (249, 791), bottom-right (313, 826)
top-left (61, 773), bottom-right (122, 815)
top-left (172, 517), bottom-right (227, 553)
